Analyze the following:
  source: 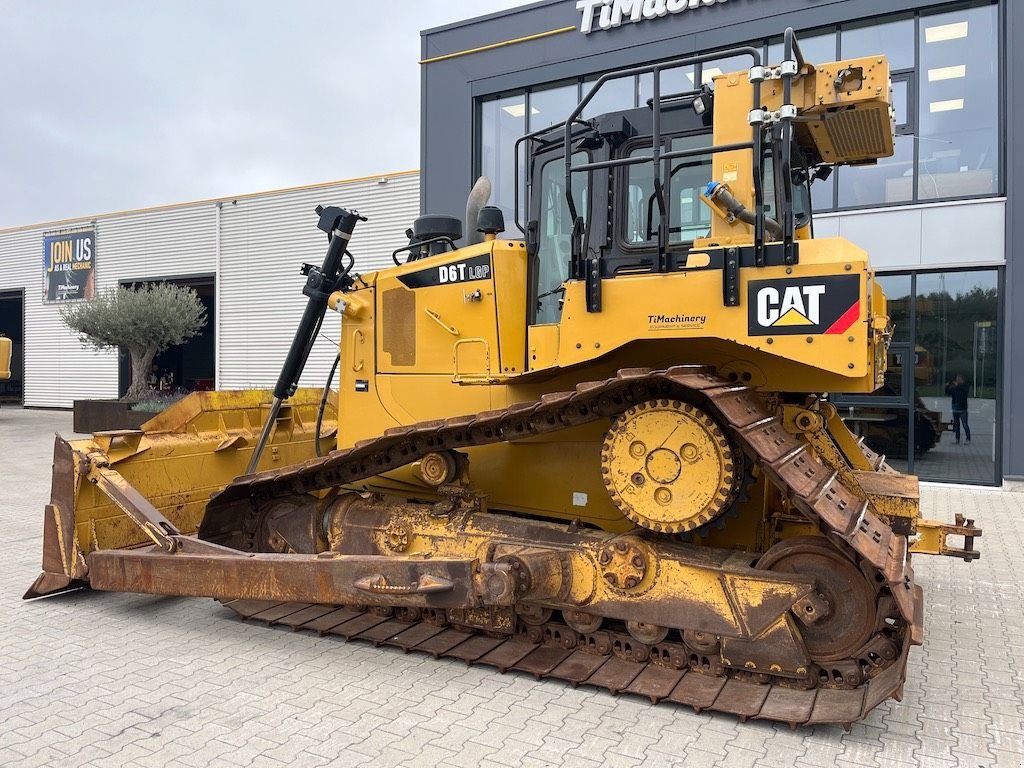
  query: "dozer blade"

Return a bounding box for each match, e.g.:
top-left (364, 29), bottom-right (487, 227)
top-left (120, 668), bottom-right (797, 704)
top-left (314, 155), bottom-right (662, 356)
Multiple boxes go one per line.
top-left (24, 388), bottom-right (335, 599)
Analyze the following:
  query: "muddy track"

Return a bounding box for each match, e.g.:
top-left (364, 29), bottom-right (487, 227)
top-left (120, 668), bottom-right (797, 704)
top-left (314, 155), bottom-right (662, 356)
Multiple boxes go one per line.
top-left (206, 365), bottom-right (923, 726)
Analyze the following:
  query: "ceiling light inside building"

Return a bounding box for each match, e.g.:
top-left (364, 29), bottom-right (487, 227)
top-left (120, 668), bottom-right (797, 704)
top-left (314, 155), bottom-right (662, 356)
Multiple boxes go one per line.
top-left (930, 98), bottom-right (965, 113)
top-left (929, 64), bottom-right (967, 81)
top-left (925, 21), bottom-right (969, 43)
top-left (501, 103), bottom-right (540, 118)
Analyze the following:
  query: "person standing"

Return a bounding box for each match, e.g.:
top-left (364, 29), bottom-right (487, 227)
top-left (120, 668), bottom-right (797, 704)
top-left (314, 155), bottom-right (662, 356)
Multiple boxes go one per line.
top-left (945, 374), bottom-right (971, 445)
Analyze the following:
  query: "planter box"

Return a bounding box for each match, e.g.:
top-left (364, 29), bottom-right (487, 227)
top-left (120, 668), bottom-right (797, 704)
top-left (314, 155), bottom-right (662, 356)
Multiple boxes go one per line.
top-left (73, 399), bottom-right (150, 434)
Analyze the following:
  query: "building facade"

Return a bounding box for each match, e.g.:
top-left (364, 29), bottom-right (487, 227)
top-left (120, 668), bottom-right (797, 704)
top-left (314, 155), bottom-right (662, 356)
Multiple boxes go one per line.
top-left (420, 0), bottom-right (1013, 486)
top-left (0, 171), bottom-right (419, 411)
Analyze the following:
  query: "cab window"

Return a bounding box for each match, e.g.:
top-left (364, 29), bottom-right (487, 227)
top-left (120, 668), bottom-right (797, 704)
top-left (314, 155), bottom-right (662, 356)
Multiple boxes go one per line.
top-left (536, 153), bottom-right (588, 324)
top-left (624, 133), bottom-right (713, 246)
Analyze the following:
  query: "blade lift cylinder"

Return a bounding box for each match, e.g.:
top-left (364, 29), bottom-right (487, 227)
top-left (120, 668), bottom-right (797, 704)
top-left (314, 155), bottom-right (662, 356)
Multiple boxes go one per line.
top-left (246, 205), bottom-right (366, 475)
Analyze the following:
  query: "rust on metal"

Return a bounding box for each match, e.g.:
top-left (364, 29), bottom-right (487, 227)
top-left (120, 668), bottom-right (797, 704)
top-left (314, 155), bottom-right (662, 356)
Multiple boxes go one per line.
top-left (87, 546), bottom-right (482, 608)
top-left (32, 366), bottom-right (955, 726)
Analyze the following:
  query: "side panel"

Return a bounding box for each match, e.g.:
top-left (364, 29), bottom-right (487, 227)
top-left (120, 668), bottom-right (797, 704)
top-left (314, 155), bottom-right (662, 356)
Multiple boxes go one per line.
top-left (554, 238), bottom-right (882, 393)
top-left (376, 242), bottom-right (502, 377)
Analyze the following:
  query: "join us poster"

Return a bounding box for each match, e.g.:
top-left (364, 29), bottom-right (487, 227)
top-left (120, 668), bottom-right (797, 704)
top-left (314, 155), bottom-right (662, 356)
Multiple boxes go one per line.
top-left (43, 230), bottom-right (96, 302)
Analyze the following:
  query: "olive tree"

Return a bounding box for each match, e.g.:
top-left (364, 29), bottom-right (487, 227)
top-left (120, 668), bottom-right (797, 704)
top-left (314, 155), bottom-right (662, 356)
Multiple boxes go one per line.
top-left (60, 283), bottom-right (207, 400)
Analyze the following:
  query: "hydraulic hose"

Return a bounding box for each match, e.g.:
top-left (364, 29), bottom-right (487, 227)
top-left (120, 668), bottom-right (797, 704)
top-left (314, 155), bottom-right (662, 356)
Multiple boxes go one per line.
top-left (706, 182), bottom-right (783, 241)
top-left (315, 353), bottom-right (341, 458)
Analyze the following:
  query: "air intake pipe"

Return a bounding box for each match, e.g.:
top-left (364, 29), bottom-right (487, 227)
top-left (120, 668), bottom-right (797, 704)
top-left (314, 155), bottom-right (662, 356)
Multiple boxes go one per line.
top-left (705, 181), bottom-right (783, 241)
top-left (465, 177), bottom-right (493, 246)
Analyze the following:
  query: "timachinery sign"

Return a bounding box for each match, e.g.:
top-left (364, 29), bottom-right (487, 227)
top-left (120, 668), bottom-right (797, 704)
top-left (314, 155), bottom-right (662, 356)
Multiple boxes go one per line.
top-left (43, 230), bottom-right (96, 302)
top-left (576, 0), bottom-right (730, 34)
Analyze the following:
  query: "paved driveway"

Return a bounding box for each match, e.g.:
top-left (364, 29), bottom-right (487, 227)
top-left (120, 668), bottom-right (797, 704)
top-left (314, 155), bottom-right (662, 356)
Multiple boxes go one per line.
top-left (1, 407), bottom-right (1022, 767)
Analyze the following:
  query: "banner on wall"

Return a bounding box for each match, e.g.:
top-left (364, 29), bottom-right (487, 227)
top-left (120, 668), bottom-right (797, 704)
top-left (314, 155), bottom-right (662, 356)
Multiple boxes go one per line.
top-left (43, 230), bottom-right (96, 302)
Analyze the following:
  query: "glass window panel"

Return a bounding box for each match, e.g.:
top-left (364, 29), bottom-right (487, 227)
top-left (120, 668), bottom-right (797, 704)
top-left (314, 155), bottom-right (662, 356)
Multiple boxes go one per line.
top-left (625, 148), bottom-right (655, 244)
top-left (913, 269), bottom-right (999, 483)
top-left (624, 134), bottom-right (712, 245)
top-left (582, 74), bottom-right (636, 118)
top-left (878, 274), bottom-right (912, 345)
top-left (768, 30), bottom-right (837, 66)
top-left (529, 82), bottom-right (578, 131)
top-left (917, 3), bottom-right (999, 200)
top-left (638, 65), bottom-right (696, 106)
top-left (838, 134), bottom-right (915, 208)
top-left (536, 153), bottom-right (589, 324)
top-left (669, 135), bottom-right (714, 242)
top-left (811, 173), bottom-right (835, 212)
top-left (479, 94), bottom-right (526, 226)
top-left (891, 79), bottom-right (909, 129)
top-left (839, 405), bottom-right (911, 474)
top-left (840, 15), bottom-right (915, 71)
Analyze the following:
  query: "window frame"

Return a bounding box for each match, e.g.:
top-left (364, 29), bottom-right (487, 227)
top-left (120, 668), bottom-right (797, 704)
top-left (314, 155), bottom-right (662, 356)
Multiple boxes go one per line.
top-left (614, 128), bottom-right (715, 254)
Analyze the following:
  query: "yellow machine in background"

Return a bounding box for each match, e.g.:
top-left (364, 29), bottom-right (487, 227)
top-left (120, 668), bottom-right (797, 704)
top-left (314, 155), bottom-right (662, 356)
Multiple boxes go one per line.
top-left (0, 336), bottom-right (10, 381)
top-left (26, 30), bottom-right (980, 728)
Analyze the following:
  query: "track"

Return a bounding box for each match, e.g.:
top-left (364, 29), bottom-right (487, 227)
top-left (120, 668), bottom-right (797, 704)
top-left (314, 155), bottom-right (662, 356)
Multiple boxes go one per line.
top-left (204, 365), bottom-right (924, 726)
top-left (220, 598), bottom-right (910, 729)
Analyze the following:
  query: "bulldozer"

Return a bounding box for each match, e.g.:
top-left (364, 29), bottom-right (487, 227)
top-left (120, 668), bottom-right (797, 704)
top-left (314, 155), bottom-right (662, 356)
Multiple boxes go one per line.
top-left (25, 30), bottom-right (982, 728)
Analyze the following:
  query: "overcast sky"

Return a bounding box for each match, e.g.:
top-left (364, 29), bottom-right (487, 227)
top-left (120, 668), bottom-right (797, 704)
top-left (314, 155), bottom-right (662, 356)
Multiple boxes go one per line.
top-left (0, 0), bottom-right (531, 228)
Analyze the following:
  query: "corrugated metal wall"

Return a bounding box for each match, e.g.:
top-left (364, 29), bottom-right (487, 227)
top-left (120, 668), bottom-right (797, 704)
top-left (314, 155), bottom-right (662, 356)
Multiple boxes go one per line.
top-left (0, 171), bottom-right (419, 408)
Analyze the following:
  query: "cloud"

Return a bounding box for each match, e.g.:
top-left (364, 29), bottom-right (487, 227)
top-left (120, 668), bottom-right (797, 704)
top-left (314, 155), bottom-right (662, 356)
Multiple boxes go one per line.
top-left (0, 0), bottom-right (529, 227)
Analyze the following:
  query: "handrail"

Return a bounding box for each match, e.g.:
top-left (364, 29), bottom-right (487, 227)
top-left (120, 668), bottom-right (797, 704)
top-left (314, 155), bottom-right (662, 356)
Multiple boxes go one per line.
top-left (561, 46), bottom-right (764, 272)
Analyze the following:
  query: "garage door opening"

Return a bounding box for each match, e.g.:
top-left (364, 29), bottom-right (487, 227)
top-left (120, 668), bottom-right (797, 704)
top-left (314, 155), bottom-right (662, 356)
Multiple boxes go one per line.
top-left (118, 275), bottom-right (215, 399)
top-left (0, 290), bottom-right (25, 405)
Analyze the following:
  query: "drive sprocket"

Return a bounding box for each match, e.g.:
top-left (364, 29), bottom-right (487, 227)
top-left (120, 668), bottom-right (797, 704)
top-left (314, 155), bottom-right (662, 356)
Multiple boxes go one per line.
top-left (600, 399), bottom-right (741, 533)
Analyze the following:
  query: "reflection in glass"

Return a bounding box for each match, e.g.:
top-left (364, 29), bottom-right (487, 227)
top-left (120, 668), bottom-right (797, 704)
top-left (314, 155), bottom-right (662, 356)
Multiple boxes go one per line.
top-left (768, 31), bottom-right (837, 66)
top-left (914, 270), bottom-right (999, 483)
top-left (638, 66), bottom-right (696, 106)
top-left (582, 74), bottom-right (636, 118)
top-left (529, 82), bottom-right (579, 131)
top-left (917, 3), bottom-right (999, 200)
top-left (877, 274), bottom-right (912, 344)
top-left (838, 134), bottom-right (914, 207)
top-left (480, 95), bottom-right (526, 226)
top-left (840, 15), bottom-right (915, 71)
top-left (839, 405), bottom-right (910, 474)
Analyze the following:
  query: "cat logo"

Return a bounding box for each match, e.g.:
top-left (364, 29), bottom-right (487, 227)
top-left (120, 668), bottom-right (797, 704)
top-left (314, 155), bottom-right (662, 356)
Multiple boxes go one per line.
top-left (748, 275), bottom-right (861, 336)
top-left (757, 284), bottom-right (825, 328)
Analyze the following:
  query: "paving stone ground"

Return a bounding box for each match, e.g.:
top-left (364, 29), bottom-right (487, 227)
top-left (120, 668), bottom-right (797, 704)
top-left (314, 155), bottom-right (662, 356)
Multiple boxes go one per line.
top-left (1, 407), bottom-right (1023, 768)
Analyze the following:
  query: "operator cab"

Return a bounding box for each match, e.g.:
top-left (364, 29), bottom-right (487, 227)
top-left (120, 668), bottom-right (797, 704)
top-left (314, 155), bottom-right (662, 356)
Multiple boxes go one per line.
top-left (520, 33), bottom-right (839, 324)
top-left (525, 101), bottom-right (820, 325)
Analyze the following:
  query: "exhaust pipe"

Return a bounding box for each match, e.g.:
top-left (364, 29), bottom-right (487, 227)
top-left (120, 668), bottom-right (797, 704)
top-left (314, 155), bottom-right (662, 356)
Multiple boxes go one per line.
top-left (465, 177), bottom-right (492, 246)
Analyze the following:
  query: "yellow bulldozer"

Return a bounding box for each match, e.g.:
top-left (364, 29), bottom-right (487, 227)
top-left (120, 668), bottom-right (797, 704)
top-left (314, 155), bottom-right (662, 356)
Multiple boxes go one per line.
top-left (26, 30), bottom-right (981, 728)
